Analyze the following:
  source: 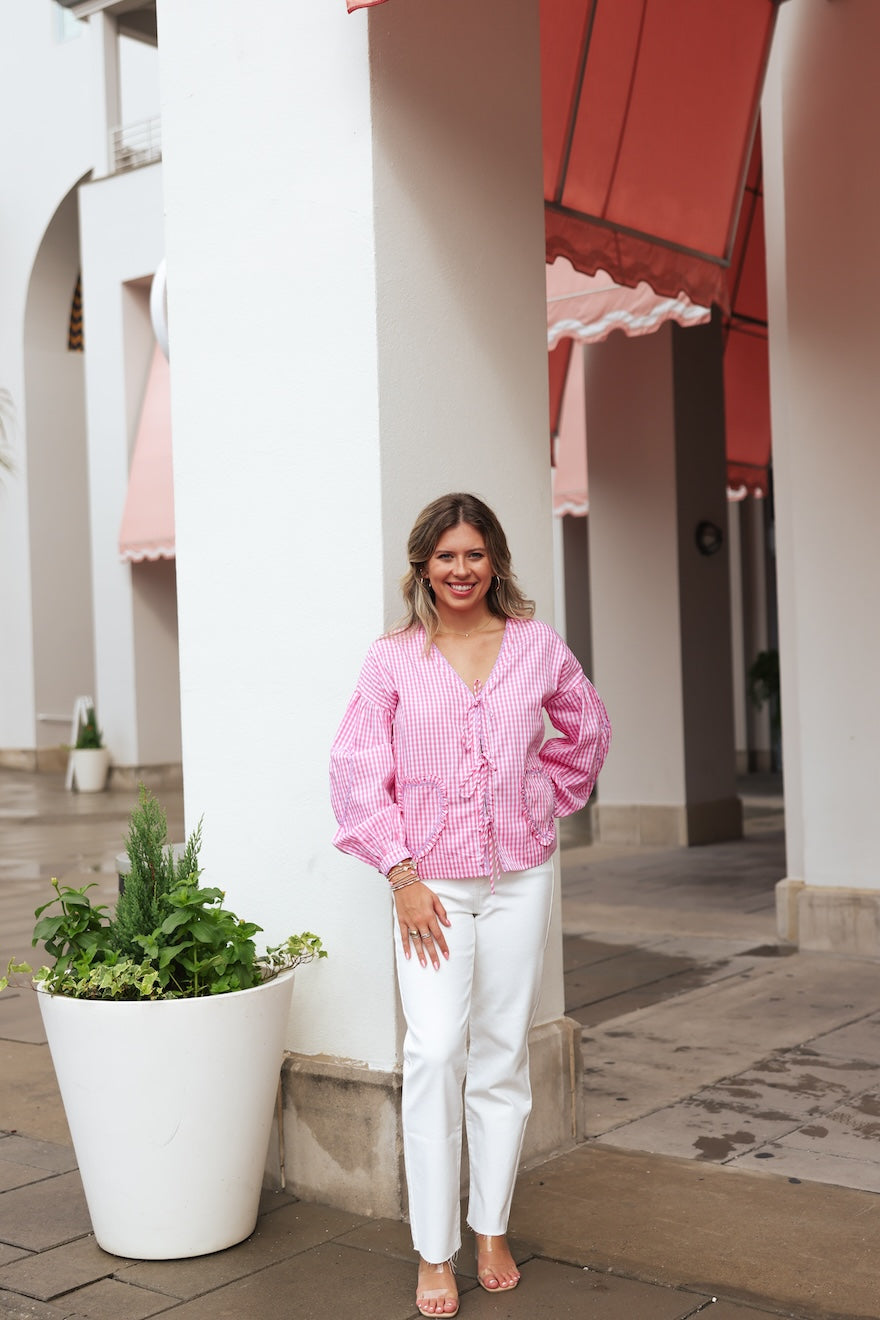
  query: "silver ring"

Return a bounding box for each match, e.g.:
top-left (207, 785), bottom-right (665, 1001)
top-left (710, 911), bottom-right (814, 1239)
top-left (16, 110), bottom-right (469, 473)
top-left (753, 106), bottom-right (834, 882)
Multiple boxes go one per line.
top-left (419, 931), bottom-right (432, 940)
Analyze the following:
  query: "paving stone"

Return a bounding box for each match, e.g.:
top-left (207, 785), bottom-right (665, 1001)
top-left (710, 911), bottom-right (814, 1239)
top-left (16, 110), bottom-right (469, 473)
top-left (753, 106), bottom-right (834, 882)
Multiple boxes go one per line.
top-left (117, 1199), bottom-right (367, 1301)
top-left (730, 1141), bottom-right (880, 1194)
top-left (582, 957), bottom-right (880, 1135)
top-left (566, 949), bottom-right (700, 1011)
top-left (0, 1246), bottom-right (28, 1269)
top-left (510, 1144), bottom-right (880, 1319)
top-left (593, 1049), bottom-right (880, 1165)
top-left (562, 935), bottom-right (629, 972)
top-left (807, 1013), bottom-right (880, 1061)
top-left (707, 1304), bottom-right (784, 1319)
top-left (0, 1140), bottom-right (76, 1178)
top-left (0, 1173), bottom-right (90, 1252)
top-left (0, 1048), bottom-right (69, 1147)
top-left (138, 1240), bottom-right (419, 1320)
top-left (461, 1258), bottom-right (708, 1318)
top-left (43, 1279), bottom-right (172, 1320)
top-left (769, 1090), bottom-right (880, 1163)
top-left (717, 1048), bottom-right (880, 1115)
top-left (0, 1238), bottom-right (119, 1302)
top-left (0, 1165), bottom-right (55, 1196)
top-left (595, 1096), bottom-right (797, 1163)
top-left (0, 1291), bottom-right (69, 1319)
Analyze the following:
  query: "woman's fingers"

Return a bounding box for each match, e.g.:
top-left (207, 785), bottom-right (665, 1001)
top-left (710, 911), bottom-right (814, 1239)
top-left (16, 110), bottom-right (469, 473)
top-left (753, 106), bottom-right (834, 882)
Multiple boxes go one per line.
top-left (395, 886), bottom-right (449, 970)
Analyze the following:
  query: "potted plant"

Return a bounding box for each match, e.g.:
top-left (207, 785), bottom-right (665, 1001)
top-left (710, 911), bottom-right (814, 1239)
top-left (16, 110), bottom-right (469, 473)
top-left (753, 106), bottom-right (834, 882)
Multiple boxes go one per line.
top-left (748, 647), bottom-right (782, 771)
top-left (2, 786), bottom-right (326, 1260)
top-left (69, 704), bottom-right (110, 793)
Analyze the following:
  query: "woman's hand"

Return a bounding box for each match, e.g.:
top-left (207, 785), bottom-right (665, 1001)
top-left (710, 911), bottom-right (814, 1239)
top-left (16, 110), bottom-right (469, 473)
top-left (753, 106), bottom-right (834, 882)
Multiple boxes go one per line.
top-left (394, 882), bottom-right (451, 969)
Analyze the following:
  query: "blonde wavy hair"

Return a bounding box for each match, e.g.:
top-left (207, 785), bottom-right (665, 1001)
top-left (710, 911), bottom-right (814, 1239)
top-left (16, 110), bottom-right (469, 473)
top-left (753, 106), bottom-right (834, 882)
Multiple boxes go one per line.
top-left (393, 493), bottom-right (534, 645)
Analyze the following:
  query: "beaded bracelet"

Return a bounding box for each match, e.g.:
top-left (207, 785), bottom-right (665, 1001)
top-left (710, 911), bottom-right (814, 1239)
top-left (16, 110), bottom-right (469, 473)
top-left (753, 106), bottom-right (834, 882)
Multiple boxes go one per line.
top-left (389, 875), bottom-right (421, 893)
top-left (387, 861), bottom-right (417, 883)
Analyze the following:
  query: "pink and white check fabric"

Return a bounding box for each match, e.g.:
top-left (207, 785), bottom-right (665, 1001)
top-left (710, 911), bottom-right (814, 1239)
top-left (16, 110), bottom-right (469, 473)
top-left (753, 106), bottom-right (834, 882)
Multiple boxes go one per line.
top-left (330, 618), bottom-right (611, 879)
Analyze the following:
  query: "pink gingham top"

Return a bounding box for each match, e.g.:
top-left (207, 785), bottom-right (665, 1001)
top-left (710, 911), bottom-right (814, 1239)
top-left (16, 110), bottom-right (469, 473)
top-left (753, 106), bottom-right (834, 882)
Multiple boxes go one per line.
top-left (330, 618), bottom-right (611, 879)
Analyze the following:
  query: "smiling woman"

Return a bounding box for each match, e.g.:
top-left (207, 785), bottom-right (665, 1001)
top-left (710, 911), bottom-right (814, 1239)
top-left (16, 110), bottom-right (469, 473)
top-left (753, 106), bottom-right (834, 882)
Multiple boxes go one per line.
top-left (329, 492), bottom-right (610, 1319)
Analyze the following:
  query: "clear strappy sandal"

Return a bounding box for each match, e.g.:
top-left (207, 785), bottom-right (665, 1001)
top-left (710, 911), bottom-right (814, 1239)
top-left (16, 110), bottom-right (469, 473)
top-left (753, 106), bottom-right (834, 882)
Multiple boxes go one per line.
top-left (416, 1259), bottom-right (459, 1317)
top-left (475, 1234), bottom-right (521, 1293)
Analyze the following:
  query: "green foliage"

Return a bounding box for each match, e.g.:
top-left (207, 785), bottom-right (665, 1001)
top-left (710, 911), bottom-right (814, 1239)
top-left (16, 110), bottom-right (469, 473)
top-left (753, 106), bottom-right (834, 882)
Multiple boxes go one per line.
top-left (747, 648), bottom-right (781, 742)
top-left (75, 706), bottom-right (104, 749)
top-left (4, 785), bottom-right (327, 1002)
top-left (747, 648), bottom-right (780, 710)
top-left (113, 786), bottom-right (202, 960)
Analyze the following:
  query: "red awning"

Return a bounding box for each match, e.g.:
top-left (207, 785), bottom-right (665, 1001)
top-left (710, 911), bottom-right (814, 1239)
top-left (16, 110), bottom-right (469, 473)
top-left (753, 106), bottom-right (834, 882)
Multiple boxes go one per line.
top-left (118, 345), bottom-right (175, 562)
top-left (723, 132), bottom-right (770, 494)
top-left (349, 1), bottom-right (778, 312)
top-left (542, 0), bottom-right (778, 309)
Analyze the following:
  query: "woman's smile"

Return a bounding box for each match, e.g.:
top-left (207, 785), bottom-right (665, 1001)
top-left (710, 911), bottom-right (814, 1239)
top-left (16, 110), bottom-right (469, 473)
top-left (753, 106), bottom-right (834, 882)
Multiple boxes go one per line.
top-left (424, 523), bottom-right (494, 624)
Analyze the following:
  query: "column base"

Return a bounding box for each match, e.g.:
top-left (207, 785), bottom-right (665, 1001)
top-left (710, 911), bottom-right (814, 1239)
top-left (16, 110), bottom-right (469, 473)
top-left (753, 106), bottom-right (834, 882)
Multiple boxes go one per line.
top-left (595, 797), bottom-right (743, 847)
top-left (269, 1016), bottom-right (584, 1219)
top-left (776, 877), bottom-right (880, 958)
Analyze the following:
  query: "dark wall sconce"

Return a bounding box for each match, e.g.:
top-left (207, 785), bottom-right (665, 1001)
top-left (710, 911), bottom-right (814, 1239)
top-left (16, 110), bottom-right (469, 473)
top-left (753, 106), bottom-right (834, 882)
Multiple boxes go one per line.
top-left (695, 520), bottom-right (724, 556)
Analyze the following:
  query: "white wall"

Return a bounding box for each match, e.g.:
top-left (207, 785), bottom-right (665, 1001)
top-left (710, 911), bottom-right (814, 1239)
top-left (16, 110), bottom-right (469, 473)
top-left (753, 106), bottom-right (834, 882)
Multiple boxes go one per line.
top-left (24, 188), bottom-right (94, 747)
top-left (78, 163), bottom-right (166, 765)
top-left (0, 1), bottom-right (93, 752)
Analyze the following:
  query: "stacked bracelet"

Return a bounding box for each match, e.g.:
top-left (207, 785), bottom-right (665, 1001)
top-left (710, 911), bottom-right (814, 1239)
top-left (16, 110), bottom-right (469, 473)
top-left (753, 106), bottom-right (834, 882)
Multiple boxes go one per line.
top-left (388, 860), bottom-right (420, 893)
top-left (389, 875), bottom-right (421, 893)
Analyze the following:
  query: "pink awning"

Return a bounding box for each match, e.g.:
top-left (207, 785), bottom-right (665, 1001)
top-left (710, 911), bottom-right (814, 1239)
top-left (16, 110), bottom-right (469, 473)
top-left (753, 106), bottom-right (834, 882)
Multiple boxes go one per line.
top-left (547, 259), bottom-right (711, 515)
top-left (118, 345), bottom-right (175, 562)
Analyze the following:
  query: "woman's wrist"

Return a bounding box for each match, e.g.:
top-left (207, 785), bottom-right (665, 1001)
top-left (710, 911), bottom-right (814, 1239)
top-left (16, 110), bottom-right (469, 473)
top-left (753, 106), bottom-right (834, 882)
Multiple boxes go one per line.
top-left (387, 858), bottom-right (420, 892)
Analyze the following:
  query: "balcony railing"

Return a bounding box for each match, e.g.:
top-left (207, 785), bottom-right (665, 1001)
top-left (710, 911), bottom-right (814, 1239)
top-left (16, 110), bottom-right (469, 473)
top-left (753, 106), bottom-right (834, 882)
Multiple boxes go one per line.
top-left (110, 116), bottom-right (161, 174)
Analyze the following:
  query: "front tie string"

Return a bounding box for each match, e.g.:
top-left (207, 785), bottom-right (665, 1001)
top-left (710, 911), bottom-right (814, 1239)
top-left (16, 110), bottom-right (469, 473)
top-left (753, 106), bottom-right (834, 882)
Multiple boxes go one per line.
top-left (460, 686), bottom-right (498, 891)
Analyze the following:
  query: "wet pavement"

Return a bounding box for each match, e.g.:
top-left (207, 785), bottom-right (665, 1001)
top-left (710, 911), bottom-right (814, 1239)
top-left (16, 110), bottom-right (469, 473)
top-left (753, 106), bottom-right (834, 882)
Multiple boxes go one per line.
top-left (2, 768), bottom-right (880, 1319)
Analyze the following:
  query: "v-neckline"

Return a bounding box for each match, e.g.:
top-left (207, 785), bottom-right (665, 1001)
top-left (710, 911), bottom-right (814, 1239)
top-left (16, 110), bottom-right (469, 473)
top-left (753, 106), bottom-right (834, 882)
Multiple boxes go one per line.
top-left (432, 620), bottom-right (509, 695)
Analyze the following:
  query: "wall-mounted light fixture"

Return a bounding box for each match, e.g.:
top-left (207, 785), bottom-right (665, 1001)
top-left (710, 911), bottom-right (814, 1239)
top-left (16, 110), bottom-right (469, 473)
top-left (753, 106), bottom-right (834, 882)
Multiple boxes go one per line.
top-left (695, 520), bottom-right (724, 556)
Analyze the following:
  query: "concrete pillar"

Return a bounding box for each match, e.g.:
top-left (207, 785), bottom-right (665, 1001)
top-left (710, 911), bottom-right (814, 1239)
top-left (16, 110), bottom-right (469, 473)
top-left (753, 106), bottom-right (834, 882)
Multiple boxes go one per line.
top-left (156, 0), bottom-right (578, 1218)
top-left (585, 316), bottom-right (741, 846)
top-left (764, 0), bottom-right (880, 956)
top-left (89, 12), bottom-right (119, 179)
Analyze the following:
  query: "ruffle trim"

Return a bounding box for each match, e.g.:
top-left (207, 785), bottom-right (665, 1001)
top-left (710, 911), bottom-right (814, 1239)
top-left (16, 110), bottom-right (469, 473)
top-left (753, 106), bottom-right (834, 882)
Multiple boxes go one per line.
top-left (119, 544), bottom-right (176, 563)
top-left (546, 210), bottom-right (730, 315)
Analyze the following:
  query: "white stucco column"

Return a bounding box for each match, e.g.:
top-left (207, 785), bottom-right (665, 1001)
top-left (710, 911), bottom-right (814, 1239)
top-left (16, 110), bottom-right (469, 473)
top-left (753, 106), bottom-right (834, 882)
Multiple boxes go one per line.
top-left (764, 1), bottom-right (880, 955)
top-left (156, 0), bottom-right (573, 1216)
top-left (585, 317), bottom-right (741, 846)
top-left (89, 11), bottom-right (120, 179)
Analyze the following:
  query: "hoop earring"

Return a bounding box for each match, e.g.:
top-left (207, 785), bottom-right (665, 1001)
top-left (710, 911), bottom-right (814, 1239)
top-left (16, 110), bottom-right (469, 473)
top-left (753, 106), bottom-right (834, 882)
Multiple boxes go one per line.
top-left (493, 575), bottom-right (501, 590)
top-left (421, 577), bottom-right (431, 588)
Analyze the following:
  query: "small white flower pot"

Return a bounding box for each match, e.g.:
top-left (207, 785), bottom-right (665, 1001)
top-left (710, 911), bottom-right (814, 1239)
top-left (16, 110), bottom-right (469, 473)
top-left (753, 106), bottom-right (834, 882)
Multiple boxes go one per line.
top-left (70, 747), bottom-right (110, 792)
top-left (38, 970), bottom-right (295, 1258)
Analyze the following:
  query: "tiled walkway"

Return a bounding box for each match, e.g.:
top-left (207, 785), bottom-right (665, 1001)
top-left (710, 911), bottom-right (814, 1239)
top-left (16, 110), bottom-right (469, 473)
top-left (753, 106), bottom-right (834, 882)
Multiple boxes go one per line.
top-left (2, 769), bottom-right (880, 1319)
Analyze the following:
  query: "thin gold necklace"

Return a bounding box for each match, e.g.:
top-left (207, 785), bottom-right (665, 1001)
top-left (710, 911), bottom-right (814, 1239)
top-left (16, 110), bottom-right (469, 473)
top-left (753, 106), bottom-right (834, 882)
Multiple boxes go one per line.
top-left (436, 618), bottom-right (498, 639)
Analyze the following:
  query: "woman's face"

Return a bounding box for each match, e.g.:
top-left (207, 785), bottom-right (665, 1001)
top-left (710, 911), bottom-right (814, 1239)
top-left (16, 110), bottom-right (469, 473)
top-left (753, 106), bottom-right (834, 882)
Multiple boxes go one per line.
top-left (423, 522), bottom-right (493, 618)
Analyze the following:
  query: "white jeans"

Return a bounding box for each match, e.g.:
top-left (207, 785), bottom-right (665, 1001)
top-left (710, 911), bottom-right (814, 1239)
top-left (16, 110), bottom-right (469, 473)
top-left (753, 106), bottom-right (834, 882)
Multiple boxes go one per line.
top-left (394, 861), bottom-right (555, 1264)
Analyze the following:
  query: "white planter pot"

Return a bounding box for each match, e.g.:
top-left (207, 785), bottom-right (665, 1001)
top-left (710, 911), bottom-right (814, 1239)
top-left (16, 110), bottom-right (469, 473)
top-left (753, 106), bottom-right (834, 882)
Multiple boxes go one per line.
top-left (70, 747), bottom-right (110, 792)
top-left (38, 971), bottom-right (295, 1259)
